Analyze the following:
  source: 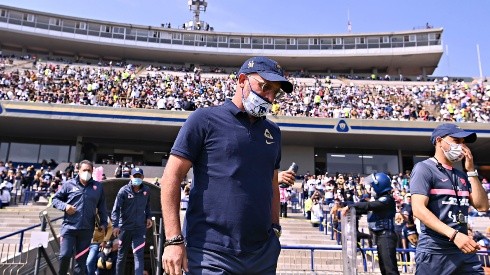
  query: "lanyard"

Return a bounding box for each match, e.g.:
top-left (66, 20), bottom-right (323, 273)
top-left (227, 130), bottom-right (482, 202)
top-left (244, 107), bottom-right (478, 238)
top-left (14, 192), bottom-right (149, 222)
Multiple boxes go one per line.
top-left (433, 158), bottom-right (462, 209)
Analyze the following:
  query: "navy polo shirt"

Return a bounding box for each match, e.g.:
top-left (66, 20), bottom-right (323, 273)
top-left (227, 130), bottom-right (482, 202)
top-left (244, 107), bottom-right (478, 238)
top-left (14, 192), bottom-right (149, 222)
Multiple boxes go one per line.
top-left (410, 158), bottom-right (472, 254)
top-left (171, 100), bottom-right (281, 255)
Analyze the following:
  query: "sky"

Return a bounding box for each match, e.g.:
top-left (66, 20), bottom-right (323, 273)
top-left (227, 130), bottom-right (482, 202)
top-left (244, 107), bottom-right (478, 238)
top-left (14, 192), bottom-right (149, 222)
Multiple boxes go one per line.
top-left (3, 0), bottom-right (489, 78)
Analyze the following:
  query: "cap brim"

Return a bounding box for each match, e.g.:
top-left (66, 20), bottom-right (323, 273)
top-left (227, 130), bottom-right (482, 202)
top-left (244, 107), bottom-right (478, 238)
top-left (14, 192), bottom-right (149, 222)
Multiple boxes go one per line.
top-left (257, 72), bottom-right (293, 93)
top-left (449, 131), bottom-right (477, 143)
top-left (132, 173), bottom-right (143, 176)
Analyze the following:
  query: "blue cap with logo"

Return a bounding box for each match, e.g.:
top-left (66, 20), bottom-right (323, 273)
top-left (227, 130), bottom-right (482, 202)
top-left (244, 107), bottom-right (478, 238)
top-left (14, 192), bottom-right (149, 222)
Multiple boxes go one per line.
top-left (430, 123), bottom-right (477, 145)
top-left (131, 167), bottom-right (144, 176)
top-left (238, 56), bottom-right (293, 93)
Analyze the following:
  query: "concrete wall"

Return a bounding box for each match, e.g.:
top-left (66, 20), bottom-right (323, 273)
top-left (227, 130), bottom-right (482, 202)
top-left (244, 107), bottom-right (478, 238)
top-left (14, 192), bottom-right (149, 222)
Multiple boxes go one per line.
top-left (281, 146), bottom-right (314, 176)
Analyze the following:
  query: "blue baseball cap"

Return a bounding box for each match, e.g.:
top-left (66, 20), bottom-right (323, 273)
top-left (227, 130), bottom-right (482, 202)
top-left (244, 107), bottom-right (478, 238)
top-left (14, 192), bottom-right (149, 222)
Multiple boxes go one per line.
top-left (430, 123), bottom-right (477, 145)
top-left (238, 56), bottom-right (293, 93)
top-left (131, 167), bottom-right (144, 176)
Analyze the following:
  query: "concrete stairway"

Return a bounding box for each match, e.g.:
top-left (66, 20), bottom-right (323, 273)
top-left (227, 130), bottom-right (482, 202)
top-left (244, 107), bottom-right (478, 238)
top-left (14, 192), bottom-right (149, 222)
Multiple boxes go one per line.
top-left (0, 205), bottom-right (63, 246)
top-left (280, 211), bottom-right (337, 247)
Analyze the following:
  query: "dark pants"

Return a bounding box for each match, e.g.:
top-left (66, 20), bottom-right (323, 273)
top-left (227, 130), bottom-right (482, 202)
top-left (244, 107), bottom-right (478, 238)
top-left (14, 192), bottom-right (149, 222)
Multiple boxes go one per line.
top-left (59, 228), bottom-right (93, 275)
top-left (116, 229), bottom-right (146, 275)
top-left (280, 202), bottom-right (288, 217)
top-left (186, 234), bottom-right (281, 274)
top-left (374, 230), bottom-right (399, 275)
top-left (415, 251), bottom-right (483, 275)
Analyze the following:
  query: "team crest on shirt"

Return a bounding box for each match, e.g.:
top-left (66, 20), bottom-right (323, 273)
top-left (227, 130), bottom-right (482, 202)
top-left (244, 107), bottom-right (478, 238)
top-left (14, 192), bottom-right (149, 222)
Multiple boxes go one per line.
top-left (128, 193), bottom-right (134, 199)
top-left (143, 191), bottom-right (147, 196)
top-left (93, 185), bottom-right (97, 190)
top-left (264, 129), bottom-right (274, 144)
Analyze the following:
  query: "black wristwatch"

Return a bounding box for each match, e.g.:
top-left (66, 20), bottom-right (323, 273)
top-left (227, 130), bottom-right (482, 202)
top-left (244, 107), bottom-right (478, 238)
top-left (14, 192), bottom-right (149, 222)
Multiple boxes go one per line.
top-left (272, 223), bottom-right (282, 238)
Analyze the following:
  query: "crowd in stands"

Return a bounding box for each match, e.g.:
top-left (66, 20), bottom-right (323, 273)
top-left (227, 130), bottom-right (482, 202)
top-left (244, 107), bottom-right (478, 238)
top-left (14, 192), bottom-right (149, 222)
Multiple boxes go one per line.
top-left (0, 56), bottom-right (489, 123)
top-left (0, 159), bottom-right (165, 209)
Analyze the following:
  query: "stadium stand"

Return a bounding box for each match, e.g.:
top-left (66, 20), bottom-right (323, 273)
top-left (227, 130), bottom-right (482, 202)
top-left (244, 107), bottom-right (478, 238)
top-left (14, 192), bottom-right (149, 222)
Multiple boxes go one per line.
top-left (0, 2), bottom-right (489, 274)
top-left (1, 58), bottom-right (489, 123)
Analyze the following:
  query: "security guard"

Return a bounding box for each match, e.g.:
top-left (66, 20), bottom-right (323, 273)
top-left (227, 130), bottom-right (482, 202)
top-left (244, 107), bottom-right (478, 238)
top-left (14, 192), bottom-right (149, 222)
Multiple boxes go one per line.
top-left (111, 167), bottom-right (152, 275)
top-left (52, 160), bottom-right (108, 275)
top-left (342, 173), bottom-right (399, 275)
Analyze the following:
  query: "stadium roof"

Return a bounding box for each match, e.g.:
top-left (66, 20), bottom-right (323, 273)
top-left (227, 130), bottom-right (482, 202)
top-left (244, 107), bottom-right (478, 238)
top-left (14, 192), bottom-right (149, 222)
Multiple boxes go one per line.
top-left (0, 4), bottom-right (443, 75)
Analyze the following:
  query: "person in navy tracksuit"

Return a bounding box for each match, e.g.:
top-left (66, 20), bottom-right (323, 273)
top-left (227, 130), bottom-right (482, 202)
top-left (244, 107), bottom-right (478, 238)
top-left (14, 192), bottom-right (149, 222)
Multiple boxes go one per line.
top-left (111, 167), bottom-right (152, 275)
top-left (52, 160), bottom-right (108, 275)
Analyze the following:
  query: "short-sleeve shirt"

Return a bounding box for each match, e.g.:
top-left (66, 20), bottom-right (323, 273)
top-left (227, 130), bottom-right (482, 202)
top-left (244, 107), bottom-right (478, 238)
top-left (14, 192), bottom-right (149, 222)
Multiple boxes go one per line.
top-left (171, 100), bottom-right (281, 255)
top-left (410, 158), bottom-right (472, 254)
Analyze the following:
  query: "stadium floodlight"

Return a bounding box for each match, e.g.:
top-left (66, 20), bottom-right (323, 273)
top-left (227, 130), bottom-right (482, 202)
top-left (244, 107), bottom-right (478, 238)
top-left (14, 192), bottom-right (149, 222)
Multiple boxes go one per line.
top-left (188, 0), bottom-right (207, 12)
top-left (185, 0), bottom-right (212, 31)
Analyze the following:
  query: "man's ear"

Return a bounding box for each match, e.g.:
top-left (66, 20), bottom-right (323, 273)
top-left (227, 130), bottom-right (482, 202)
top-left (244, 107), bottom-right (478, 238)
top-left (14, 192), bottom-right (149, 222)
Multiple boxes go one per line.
top-left (238, 73), bottom-right (247, 87)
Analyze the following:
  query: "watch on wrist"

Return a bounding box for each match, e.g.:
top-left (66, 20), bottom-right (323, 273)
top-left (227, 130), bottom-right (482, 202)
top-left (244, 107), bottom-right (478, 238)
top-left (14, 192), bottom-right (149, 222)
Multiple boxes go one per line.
top-left (272, 223), bottom-right (282, 238)
top-left (467, 170), bottom-right (478, 177)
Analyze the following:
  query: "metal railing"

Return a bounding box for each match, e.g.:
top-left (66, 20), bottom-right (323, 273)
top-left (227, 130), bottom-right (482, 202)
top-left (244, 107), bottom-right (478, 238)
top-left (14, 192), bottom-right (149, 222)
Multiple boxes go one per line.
top-left (279, 245), bottom-right (490, 274)
top-left (0, 208), bottom-right (63, 275)
top-left (0, 217), bottom-right (62, 253)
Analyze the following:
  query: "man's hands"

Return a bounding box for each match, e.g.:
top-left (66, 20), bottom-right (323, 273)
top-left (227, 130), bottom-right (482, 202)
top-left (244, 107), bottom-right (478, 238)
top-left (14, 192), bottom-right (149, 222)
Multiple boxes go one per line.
top-left (278, 170), bottom-right (296, 186)
top-left (162, 244), bottom-right (188, 275)
top-left (65, 204), bottom-right (76, 215)
top-left (461, 144), bottom-right (476, 172)
top-left (112, 228), bottom-right (120, 238)
top-left (453, 231), bottom-right (480, 254)
top-left (340, 206), bottom-right (350, 216)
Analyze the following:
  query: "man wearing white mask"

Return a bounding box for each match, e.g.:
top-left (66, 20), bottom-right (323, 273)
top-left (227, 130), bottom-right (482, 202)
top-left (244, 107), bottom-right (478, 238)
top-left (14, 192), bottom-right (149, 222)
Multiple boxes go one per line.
top-left (411, 123), bottom-right (489, 274)
top-left (111, 167), bottom-right (152, 275)
top-left (52, 160), bottom-right (108, 275)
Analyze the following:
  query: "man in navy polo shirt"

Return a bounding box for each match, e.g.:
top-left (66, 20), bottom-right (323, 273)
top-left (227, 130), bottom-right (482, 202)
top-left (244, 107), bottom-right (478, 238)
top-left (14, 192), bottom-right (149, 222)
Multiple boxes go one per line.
top-left (161, 56), bottom-right (294, 275)
top-left (411, 123), bottom-right (489, 274)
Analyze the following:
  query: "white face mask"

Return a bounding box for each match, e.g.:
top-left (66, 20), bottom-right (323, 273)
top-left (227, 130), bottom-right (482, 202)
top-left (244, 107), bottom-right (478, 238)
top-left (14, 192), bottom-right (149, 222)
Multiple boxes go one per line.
top-left (242, 81), bottom-right (272, 117)
top-left (441, 139), bottom-right (464, 163)
top-left (79, 171), bottom-right (92, 182)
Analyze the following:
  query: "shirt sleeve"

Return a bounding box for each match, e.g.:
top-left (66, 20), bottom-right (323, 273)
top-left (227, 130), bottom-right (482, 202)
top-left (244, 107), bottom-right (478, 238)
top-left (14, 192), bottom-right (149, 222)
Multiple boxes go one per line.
top-left (409, 162), bottom-right (433, 196)
top-left (145, 189), bottom-right (151, 220)
top-left (51, 182), bottom-right (68, 211)
top-left (97, 184), bottom-right (109, 228)
top-left (170, 109), bottom-right (206, 162)
top-left (111, 190), bottom-right (124, 228)
top-left (352, 200), bottom-right (388, 214)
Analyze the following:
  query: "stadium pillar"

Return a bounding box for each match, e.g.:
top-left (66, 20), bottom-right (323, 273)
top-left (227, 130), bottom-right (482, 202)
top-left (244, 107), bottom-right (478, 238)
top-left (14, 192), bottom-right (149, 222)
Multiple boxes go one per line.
top-left (398, 149), bottom-right (403, 174)
top-left (75, 136), bottom-right (83, 162)
top-left (422, 67), bottom-right (427, 79)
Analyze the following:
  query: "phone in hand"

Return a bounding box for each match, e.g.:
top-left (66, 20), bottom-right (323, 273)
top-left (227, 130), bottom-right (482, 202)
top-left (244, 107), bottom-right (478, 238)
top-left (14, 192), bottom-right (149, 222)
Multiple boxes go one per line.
top-left (289, 162), bottom-right (298, 174)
